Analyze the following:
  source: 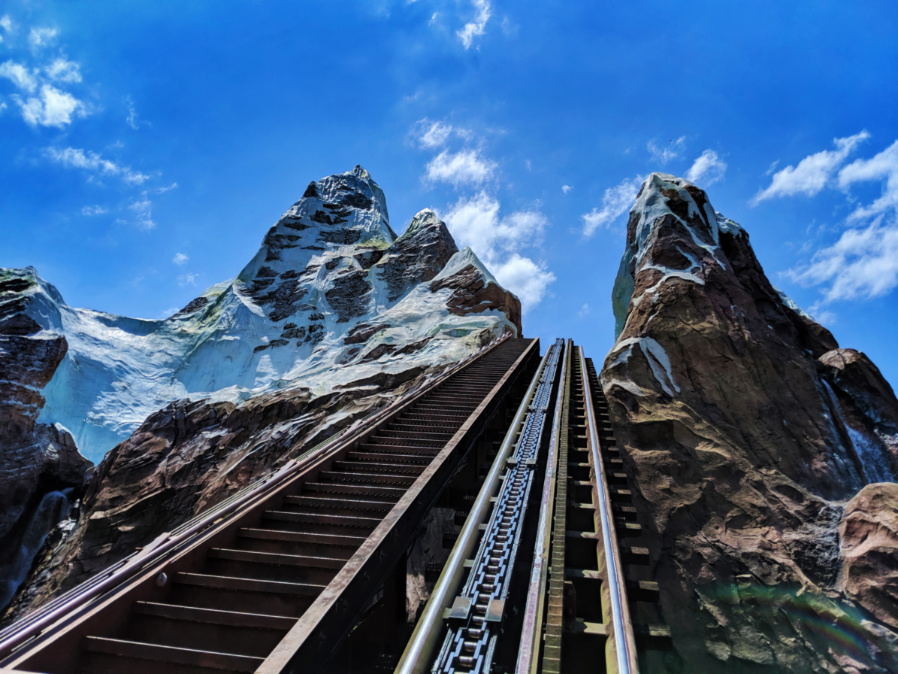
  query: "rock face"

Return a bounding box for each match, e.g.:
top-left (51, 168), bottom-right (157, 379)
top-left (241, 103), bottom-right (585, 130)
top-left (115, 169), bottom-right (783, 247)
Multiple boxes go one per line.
top-left (0, 270), bottom-right (90, 610)
top-left (602, 173), bottom-right (898, 672)
top-left (1, 166), bottom-right (521, 617)
top-left (839, 483), bottom-right (898, 628)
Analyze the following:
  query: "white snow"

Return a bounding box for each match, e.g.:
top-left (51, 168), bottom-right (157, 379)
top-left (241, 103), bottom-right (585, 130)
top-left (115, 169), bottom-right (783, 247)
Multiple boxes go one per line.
top-left (612, 173), bottom-right (731, 337)
top-left (822, 380), bottom-right (895, 484)
top-left (610, 336), bottom-right (679, 397)
top-left (28, 168), bottom-right (515, 461)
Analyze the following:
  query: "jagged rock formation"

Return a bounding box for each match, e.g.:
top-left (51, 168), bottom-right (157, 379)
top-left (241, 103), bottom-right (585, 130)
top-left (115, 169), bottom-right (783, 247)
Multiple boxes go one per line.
top-left (0, 270), bottom-right (90, 610)
top-left (1, 166), bottom-right (521, 618)
top-left (602, 173), bottom-right (898, 672)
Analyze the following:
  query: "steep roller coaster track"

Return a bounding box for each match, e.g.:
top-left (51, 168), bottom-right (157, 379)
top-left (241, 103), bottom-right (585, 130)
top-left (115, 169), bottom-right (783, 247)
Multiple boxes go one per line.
top-left (0, 337), bottom-right (669, 673)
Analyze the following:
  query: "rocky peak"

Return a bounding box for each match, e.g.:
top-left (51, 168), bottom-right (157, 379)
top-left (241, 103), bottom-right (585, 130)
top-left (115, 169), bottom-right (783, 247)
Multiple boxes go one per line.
top-left (376, 209), bottom-right (459, 301)
top-left (601, 173), bottom-right (898, 671)
top-left (0, 168), bottom-right (523, 616)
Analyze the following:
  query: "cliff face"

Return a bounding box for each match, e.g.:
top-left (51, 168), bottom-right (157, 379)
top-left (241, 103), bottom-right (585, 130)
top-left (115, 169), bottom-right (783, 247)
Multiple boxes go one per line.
top-left (2, 166), bottom-right (521, 618)
top-left (602, 173), bottom-right (898, 672)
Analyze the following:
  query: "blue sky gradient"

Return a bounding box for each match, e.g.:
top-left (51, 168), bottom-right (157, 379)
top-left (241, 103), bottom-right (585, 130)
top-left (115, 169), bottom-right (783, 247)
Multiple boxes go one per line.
top-left (3, 1), bottom-right (898, 386)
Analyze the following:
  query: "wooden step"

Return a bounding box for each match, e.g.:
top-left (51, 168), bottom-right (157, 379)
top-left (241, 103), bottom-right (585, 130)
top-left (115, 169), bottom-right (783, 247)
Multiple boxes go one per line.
top-left (82, 636), bottom-right (263, 673)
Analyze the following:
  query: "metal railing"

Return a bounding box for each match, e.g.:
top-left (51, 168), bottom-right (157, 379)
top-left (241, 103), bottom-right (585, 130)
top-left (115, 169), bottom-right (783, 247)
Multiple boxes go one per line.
top-left (579, 347), bottom-right (638, 673)
top-left (0, 333), bottom-right (511, 661)
top-left (396, 339), bottom-right (561, 674)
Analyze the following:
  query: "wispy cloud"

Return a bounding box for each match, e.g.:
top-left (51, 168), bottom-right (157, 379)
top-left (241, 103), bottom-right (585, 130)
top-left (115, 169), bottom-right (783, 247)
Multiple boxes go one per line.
top-left (442, 192), bottom-right (555, 310)
top-left (178, 273), bottom-right (199, 287)
top-left (581, 175), bottom-right (644, 237)
top-left (28, 27), bottom-right (57, 48)
top-left (457, 0), bottom-right (491, 49)
top-left (0, 60), bottom-right (37, 92)
top-left (578, 303), bottom-right (590, 318)
top-left (753, 131), bottom-right (869, 204)
top-left (46, 57), bottom-right (81, 83)
top-left (425, 148), bottom-right (497, 187)
top-left (45, 147), bottom-right (150, 185)
top-left (17, 84), bottom-right (86, 127)
top-left (838, 140), bottom-right (898, 220)
top-left (125, 95), bottom-right (140, 130)
top-left (128, 194), bottom-right (155, 230)
top-left (414, 118), bottom-right (453, 148)
top-left (172, 252), bottom-right (189, 265)
top-left (686, 149), bottom-right (727, 186)
top-left (562, 185), bottom-right (573, 194)
top-left (81, 205), bottom-right (107, 216)
top-left (647, 136), bottom-right (685, 164)
top-left (0, 16), bottom-right (12, 35)
top-left (788, 216), bottom-right (898, 303)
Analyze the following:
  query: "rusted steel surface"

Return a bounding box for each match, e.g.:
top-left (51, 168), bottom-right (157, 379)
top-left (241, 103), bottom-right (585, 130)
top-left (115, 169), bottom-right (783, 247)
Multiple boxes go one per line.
top-left (0, 336), bottom-right (534, 674)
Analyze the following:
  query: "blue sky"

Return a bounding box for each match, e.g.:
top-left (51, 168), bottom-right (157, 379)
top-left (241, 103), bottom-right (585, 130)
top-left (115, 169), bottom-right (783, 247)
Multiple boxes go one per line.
top-left (3, 1), bottom-right (898, 387)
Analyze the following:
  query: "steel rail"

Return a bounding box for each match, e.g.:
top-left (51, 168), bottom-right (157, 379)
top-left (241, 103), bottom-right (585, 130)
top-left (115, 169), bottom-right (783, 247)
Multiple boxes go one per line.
top-left (0, 333), bottom-right (510, 662)
top-left (515, 337), bottom-right (570, 673)
top-left (395, 341), bottom-right (555, 674)
top-left (579, 347), bottom-right (639, 674)
top-left (430, 338), bottom-right (562, 673)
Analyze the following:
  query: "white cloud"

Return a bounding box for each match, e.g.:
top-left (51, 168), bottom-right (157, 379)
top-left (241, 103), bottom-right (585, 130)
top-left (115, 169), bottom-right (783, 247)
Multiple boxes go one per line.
top-left (837, 140), bottom-right (898, 220)
top-left (415, 118), bottom-right (453, 148)
top-left (578, 303), bottom-right (590, 318)
top-left (686, 149), bottom-right (727, 186)
top-left (425, 149), bottom-right (497, 187)
top-left (562, 185), bottom-right (573, 194)
top-left (172, 253), bottom-right (189, 265)
top-left (81, 205), bottom-right (107, 216)
top-left (442, 191), bottom-right (555, 311)
top-left (0, 60), bottom-right (37, 92)
top-left (178, 273), bottom-right (199, 287)
top-left (490, 254), bottom-right (555, 309)
top-left (0, 16), bottom-right (12, 34)
top-left (125, 95), bottom-right (140, 130)
top-left (45, 147), bottom-right (150, 185)
top-left (29, 27), bottom-right (57, 48)
top-left (648, 136), bottom-right (685, 164)
top-left (46, 58), bottom-right (81, 83)
top-left (0, 101), bottom-right (6, 114)
top-left (457, 0), bottom-right (491, 49)
top-left (129, 194), bottom-right (155, 230)
top-left (753, 131), bottom-right (869, 204)
top-left (788, 217), bottom-right (898, 304)
top-left (16, 83), bottom-right (85, 127)
top-left (154, 182), bottom-right (178, 194)
top-left (581, 175), bottom-right (644, 237)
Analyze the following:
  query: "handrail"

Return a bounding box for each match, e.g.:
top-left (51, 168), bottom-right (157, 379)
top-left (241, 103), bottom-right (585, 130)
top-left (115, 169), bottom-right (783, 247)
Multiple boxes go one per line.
top-left (579, 347), bottom-right (639, 673)
top-left (0, 332), bottom-right (511, 660)
top-left (515, 337), bottom-right (570, 673)
top-left (395, 340), bottom-right (553, 674)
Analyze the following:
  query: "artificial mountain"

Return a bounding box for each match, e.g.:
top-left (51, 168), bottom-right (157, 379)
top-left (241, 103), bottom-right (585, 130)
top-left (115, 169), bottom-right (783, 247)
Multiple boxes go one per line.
top-left (2, 167), bottom-right (898, 673)
top-left (0, 166), bottom-right (521, 615)
top-left (602, 173), bottom-right (898, 672)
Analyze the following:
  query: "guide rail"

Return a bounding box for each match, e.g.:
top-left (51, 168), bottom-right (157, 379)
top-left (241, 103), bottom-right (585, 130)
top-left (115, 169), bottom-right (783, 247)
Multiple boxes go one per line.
top-left (0, 336), bottom-right (538, 674)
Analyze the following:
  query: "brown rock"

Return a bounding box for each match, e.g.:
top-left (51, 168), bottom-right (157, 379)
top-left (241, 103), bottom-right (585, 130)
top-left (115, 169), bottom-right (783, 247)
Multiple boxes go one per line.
top-left (839, 483), bottom-right (898, 626)
top-left (430, 264), bottom-right (522, 337)
top-left (601, 174), bottom-right (898, 672)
